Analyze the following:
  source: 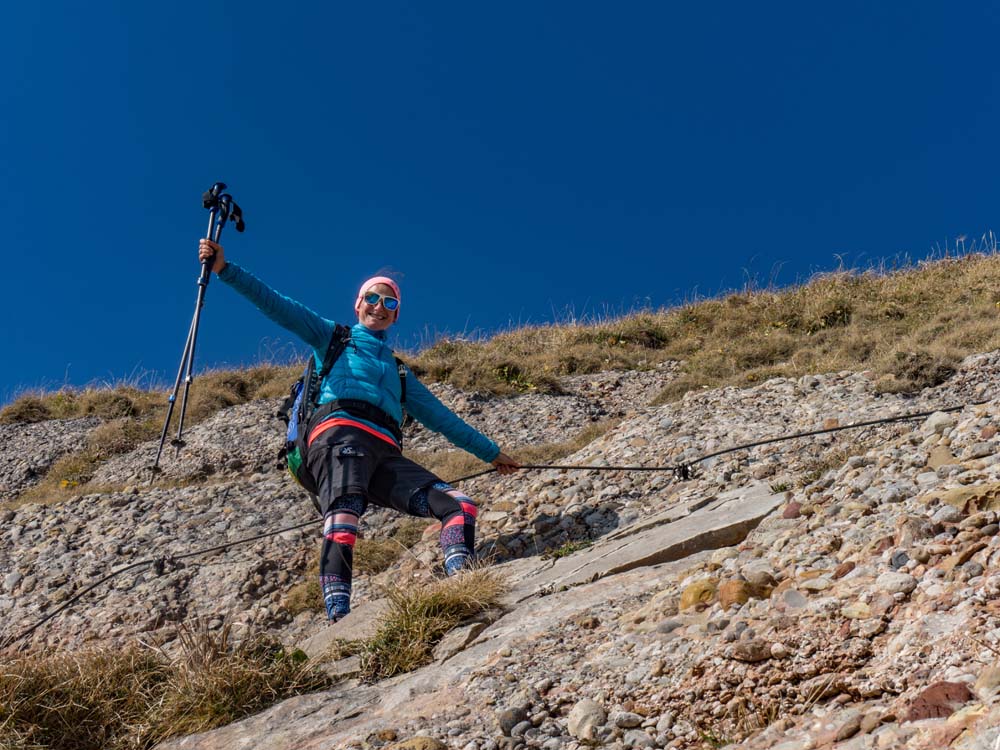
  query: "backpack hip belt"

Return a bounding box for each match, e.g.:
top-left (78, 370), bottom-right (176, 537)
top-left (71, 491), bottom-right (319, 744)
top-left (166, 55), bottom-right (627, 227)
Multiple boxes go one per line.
top-left (307, 398), bottom-right (404, 445)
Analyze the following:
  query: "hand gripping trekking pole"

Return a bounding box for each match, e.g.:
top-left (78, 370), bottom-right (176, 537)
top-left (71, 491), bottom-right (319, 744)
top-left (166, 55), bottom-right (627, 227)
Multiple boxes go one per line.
top-left (151, 183), bottom-right (246, 475)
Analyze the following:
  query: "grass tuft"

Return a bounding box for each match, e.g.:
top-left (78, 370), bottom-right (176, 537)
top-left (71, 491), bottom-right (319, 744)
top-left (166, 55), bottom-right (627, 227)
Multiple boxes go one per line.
top-left (154, 622), bottom-right (329, 740)
top-left (0, 645), bottom-right (168, 750)
top-left (875, 349), bottom-right (960, 393)
top-left (0, 395), bottom-right (53, 424)
top-left (542, 539), bottom-right (592, 559)
top-left (282, 576), bottom-right (322, 617)
top-left (0, 620), bottom-right (329, 750)
top-left (354, 537), bottom-right (409, 576)
top-left (359, 567), bottom-right (506, 681)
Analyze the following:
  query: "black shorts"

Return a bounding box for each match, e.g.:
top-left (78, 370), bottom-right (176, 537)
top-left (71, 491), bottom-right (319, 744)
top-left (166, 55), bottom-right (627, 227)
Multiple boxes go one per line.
top-left (305, 424), bottom-right (441, 517)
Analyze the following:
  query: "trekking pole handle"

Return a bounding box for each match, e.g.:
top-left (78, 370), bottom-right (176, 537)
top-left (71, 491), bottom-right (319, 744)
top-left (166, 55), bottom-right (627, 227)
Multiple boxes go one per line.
top-left (204, 204), bottom-right (219, 243)
top-left (198, 205), bottom-right (221, 286)
top-left (198, 187), bottom-right (245, 277)
top-left (216, 196), bottom-right (232, 239)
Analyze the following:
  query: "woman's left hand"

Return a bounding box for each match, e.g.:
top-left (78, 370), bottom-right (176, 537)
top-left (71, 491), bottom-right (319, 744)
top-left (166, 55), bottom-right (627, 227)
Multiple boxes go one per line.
top-left (492, 451), bottom-right (521, 476)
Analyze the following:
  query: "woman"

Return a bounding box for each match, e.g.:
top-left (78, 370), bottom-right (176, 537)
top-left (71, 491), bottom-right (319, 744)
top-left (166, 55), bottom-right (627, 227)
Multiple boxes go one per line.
top-left (198, 239), bottom-right (520, 621)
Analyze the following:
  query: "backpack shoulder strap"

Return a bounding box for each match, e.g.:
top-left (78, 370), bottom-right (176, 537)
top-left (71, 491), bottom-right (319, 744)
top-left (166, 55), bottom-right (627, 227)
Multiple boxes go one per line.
top-left (318, 324), bottom-right (352, 380)
top-left (394, 356), bottom-right (407, 403)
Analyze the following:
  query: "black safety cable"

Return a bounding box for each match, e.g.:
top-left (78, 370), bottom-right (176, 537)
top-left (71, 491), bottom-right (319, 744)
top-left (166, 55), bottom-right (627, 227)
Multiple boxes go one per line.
top-left (2, 397), bottom-right (986, 651)
top-left (449, 462), bottom-right (691, 484)
top-left (451, 400), bottom-right (983, 483)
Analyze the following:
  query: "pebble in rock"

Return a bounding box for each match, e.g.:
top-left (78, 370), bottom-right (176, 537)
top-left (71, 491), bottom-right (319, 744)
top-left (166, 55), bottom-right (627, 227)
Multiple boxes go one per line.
top-left (388, 738), bottom-right (448, 750)
top-left (731, 639), bottom-right (771, 663)
top-left (567, 699), bottom-right (607, 742)
top-left (875, 572), bottom-right (917, 595)
top-left (611, 711), bottom-right (644, 729)
top-left (771, 642), bottom-right (790, 659)
top-left (497, 707), bottom-right (529, 736)
top-left (623, 729), bottom-right (656, 748)
top-left (932, 505), bottom-right (964, 524)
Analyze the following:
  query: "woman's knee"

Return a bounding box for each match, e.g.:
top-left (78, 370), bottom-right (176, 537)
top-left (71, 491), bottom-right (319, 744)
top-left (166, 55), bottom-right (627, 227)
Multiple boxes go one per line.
top-left (322, 493), bottom-right (366, 547)
top-left (411, 481), bottom-right (477, 521)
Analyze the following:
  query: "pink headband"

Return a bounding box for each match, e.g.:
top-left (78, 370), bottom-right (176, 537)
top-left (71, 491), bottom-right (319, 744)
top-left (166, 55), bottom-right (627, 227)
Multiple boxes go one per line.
top-left (355, 276), bottom-right (401, 320)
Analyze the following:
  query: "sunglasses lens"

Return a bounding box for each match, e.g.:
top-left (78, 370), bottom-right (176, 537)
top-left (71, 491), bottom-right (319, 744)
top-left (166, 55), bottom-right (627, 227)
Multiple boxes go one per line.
top-left (363, 292), bottom-right (399, 311)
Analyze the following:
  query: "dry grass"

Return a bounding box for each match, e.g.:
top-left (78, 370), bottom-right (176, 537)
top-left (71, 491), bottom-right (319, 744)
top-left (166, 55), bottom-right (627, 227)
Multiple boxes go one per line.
top-left (402, 253), bottom-right (1000, 401)
top-left (153, 622), bottom-right (329, 740)
top-left (358, 567), bottom-right (506, 681)
top-left (0, 645), bottom-right (168, 750)
top-left (323, 638), bottom-right (365, 662)
top-left (390, 517), bottom-right (432, 549)
top-left (1, 365), bottom-right (298, 427)
top-left (796, 438), bottom-right (880, 488)
top-left (407, 313), bottom-right (668, 395)
top-left (0, 395), bottom-right (54, 424)
top-left (1, 573), bottom-right (497, 745)
top-left (0, 621), bottom-right (330, 750)
top-left (282, 575), bottom-right (323, 617)
top-left (354, 538), bottom-right (408, 576)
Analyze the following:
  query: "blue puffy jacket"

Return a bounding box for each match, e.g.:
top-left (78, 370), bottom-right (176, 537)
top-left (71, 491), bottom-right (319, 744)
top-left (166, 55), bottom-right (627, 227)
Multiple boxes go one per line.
top-left (218, 262), bottom-right (500, 463)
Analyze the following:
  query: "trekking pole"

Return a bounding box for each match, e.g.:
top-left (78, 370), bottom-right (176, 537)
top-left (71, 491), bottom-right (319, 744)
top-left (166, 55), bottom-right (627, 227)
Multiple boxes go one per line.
top-left (151, 183), bottom-right (245, 474)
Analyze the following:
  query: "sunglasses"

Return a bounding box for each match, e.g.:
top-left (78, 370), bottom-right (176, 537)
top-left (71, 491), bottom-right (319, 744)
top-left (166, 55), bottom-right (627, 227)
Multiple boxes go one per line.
top-left (362, 291), bottom-right (400, 311)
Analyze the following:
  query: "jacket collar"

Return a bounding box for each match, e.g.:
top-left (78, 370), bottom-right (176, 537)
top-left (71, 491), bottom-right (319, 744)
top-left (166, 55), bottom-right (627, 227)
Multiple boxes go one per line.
top-left (353, 322), bottom-right (388, 341)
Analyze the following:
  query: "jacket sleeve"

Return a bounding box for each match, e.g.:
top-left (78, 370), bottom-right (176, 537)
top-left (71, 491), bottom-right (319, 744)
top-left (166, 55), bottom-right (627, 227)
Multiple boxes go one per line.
top-left (403, 369), bottom-right (500, 463)
top-left (217, 262), bottom-right (334, 351)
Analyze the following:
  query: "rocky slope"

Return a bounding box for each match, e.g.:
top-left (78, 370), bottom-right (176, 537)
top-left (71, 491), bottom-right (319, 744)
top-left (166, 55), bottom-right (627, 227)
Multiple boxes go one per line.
top-left (5, 354), bottom-right (1000, 749)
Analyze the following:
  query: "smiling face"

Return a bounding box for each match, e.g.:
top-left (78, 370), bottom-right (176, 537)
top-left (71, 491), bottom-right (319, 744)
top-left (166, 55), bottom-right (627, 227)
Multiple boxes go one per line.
top-left (356, 282), bottom-right (398, 331)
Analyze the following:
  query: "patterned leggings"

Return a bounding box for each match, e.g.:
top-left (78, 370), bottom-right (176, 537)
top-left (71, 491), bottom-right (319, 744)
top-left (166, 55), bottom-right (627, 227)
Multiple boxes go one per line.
top-left (319, 482), bottom-right (478, 621)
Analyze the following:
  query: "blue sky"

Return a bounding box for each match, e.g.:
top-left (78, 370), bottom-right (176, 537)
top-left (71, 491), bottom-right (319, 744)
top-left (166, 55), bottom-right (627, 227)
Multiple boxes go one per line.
top-left (3, 3), bottom-right (999, 403)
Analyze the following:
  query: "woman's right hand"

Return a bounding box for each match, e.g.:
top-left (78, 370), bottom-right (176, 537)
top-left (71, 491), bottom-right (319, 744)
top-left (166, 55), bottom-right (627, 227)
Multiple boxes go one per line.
top-left (492, 451), bottom-right (521, 476)
top-left (199, 239), bottom-right (227, 274)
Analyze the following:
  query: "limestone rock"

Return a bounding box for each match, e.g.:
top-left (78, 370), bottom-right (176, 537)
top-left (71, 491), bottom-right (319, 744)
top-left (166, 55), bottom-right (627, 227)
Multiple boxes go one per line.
top-left (875, 572), bottom-right (917, 595)
top-left (904, 681), bottom-right (975, 722)
top-left (679, 579), bottom-right (718, 611)
top-left (974, 664), bottom-right (1000, 700)
top-left (731, 639), bottom-right (771, 663)
top-left (17, 350), bottom-right (1000, 750)
top-left (718, 579), bottom-right (751, 609)
top-left (567, 698), bottom-right (607, 741)
top-left (389, 739), bottom-right (448, 750)
top-left (927, 445), bottom-right (956, 470)
top-left (935, 482), bottom-right (1000, 513)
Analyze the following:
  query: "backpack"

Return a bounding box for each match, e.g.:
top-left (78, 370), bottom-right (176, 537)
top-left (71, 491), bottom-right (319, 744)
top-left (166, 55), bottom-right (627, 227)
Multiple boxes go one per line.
top-left (277, 325), bottom-right (407, 502)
